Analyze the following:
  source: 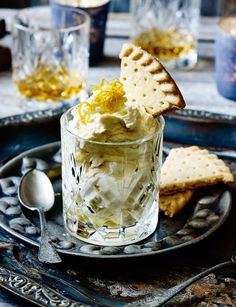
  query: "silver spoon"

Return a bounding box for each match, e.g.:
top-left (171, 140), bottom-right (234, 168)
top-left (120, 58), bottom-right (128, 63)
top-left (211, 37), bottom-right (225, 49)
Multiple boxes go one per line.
top-left (126, 251), bottom-right (236, 306)
top-left (18, 169), bottom-right (62, 263)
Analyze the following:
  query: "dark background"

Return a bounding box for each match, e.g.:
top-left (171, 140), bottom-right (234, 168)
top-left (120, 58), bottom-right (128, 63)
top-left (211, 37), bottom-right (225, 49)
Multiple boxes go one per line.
top-left (0, 0), bottom-right (235, 16)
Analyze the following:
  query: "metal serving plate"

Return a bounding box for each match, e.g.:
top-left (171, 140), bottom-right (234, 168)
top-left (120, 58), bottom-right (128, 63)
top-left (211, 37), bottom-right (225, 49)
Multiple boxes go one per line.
top-left (0, 105), bottom-right (68, 128)
top-left (1, 96), bottom-right (236, 163)
top-left (0, 142), bottom-right (232, 259)
top-left (164, 109), bottom-right (236, 149)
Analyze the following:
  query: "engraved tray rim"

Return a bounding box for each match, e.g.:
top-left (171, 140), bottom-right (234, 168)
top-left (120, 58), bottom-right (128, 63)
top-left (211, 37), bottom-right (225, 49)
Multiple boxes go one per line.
top-left (0, 105), bottom-right (69, 128)
top-left (0, 141), bottom-right (232, 259)
top-left (1, 107), bottom-right (236, 128)
top-left (168, 109), bottom-right (236, 124)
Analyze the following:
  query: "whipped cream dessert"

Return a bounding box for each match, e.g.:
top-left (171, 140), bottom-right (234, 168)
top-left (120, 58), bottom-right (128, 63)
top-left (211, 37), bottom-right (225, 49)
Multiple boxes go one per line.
top-left (68, 79), bottom-right (158, 142)
top-left (61, 79), bottom-right (163, 245)
top-left (60, 43), bottom-right (186, 246)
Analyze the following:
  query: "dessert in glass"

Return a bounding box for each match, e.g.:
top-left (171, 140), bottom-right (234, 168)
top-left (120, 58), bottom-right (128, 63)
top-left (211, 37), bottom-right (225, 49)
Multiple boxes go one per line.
top-left (61, 43), bottom-right (185, 246)
top-left (61, 80), bottom-right (164, 246)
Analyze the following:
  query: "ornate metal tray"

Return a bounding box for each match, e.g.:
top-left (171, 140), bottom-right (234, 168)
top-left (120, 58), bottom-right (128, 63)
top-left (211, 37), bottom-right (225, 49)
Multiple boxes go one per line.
top-left (164, 109), bottom-right (236, 149)
top-left (0, 142), bottom-right (232, 259)
top-left (0, 105), bottom-right (68, 128)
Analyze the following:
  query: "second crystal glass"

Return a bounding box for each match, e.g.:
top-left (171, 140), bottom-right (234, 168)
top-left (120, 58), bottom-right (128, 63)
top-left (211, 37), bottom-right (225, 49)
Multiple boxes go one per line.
top-left (12, 7), bottom-right (90, 108)
top-left (131, 0), bottom-right (201, 69)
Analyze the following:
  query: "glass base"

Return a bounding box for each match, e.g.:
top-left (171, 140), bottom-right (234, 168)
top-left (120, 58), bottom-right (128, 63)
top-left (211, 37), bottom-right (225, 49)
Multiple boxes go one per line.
top-left (159, 48), bottom-right (198, 70)
top-left (64, 202), bottom-right (159, 246)
top-left (17, 89), bottom-right (88, 112)
top-left (20, 99), bottom-right (64, 112)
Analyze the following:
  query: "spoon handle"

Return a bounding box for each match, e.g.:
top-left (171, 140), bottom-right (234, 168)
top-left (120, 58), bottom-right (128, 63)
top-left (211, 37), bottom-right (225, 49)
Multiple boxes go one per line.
top-left (127, 261), bottom-right (232, 307)
top-left (37, 209), bottom-right (62, 263)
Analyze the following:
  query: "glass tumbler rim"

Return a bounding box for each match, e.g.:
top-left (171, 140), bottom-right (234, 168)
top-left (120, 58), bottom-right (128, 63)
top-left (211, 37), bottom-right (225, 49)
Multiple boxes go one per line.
top-left (53, 0), bottom-right (111, 9)
top-left (13, 6), bottom-right (90, 33)
top-left (60, 105), bottom-right (165, 146)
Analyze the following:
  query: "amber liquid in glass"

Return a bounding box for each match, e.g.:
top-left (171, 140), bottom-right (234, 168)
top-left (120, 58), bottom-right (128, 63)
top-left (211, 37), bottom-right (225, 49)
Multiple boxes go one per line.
top-left (15, 63), bottom-right (84, 101)
top-left (133, 27), bottom-right (195, 61)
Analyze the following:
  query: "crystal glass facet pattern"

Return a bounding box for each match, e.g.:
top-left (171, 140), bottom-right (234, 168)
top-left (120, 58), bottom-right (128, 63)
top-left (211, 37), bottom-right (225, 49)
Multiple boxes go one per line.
top-left (61, 108), bottom-right (164, 246)
top-left (12, 7), bottom-right (89, 105)
top-left (131, 0), bottom-right (201, 69)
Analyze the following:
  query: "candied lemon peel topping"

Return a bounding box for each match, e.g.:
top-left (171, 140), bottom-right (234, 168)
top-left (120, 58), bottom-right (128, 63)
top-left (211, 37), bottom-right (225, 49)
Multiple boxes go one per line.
top-left (77, 79), bottom-right (126, 124)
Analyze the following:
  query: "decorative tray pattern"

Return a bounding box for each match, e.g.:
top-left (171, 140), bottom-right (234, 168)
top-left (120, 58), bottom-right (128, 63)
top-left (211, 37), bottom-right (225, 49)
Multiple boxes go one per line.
top-left (1, 105), bottom-right (236, 128)
top-left (0, 105), bottom-right (68, 127)
top-left (0, 142), bottom-right (232, 259)
top-left (174, 109), bottom-right (236, 123)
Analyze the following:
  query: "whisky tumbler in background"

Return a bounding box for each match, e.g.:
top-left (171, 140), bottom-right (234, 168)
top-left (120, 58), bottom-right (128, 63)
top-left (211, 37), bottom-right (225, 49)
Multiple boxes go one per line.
top-left (131, 0), bottom-right (201, 70)
top-left (61, 107), bottom-right (164, 246)
top-left (50, 0), bottom-right (110, 66)
top-left (12, 6), bottom-right (89, 107)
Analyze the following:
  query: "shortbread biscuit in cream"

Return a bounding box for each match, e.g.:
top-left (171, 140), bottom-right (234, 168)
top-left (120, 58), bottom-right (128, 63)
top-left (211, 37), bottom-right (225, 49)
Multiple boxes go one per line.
top-left (160, 146), bottom-right (234, 195)
top-left (119, 43), bottom-right (185, 116)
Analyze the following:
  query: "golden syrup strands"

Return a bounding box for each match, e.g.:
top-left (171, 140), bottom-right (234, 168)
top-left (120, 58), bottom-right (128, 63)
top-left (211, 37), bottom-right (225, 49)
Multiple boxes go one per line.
top-left (16, 64), bottom-right (84, 101)
top-left (77, 79), bottom-right (126, 124)
top-left (133, 27), bottom-right (195, 60)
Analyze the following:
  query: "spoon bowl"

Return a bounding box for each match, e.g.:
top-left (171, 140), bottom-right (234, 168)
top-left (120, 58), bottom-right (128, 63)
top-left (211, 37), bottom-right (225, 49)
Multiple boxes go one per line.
top-left (18, 169), bottom-right (61, 264)
top-left (19, 169), bottom-right (55, 212)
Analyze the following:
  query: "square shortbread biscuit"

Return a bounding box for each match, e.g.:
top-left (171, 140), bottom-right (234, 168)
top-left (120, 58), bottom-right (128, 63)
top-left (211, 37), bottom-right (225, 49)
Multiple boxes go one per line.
top-left (119, 43), bottom-right (185, 116)
top-left (160, 146), bottom-right (234, 195)
top-left (159, 190), bottom-right (194, 217)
